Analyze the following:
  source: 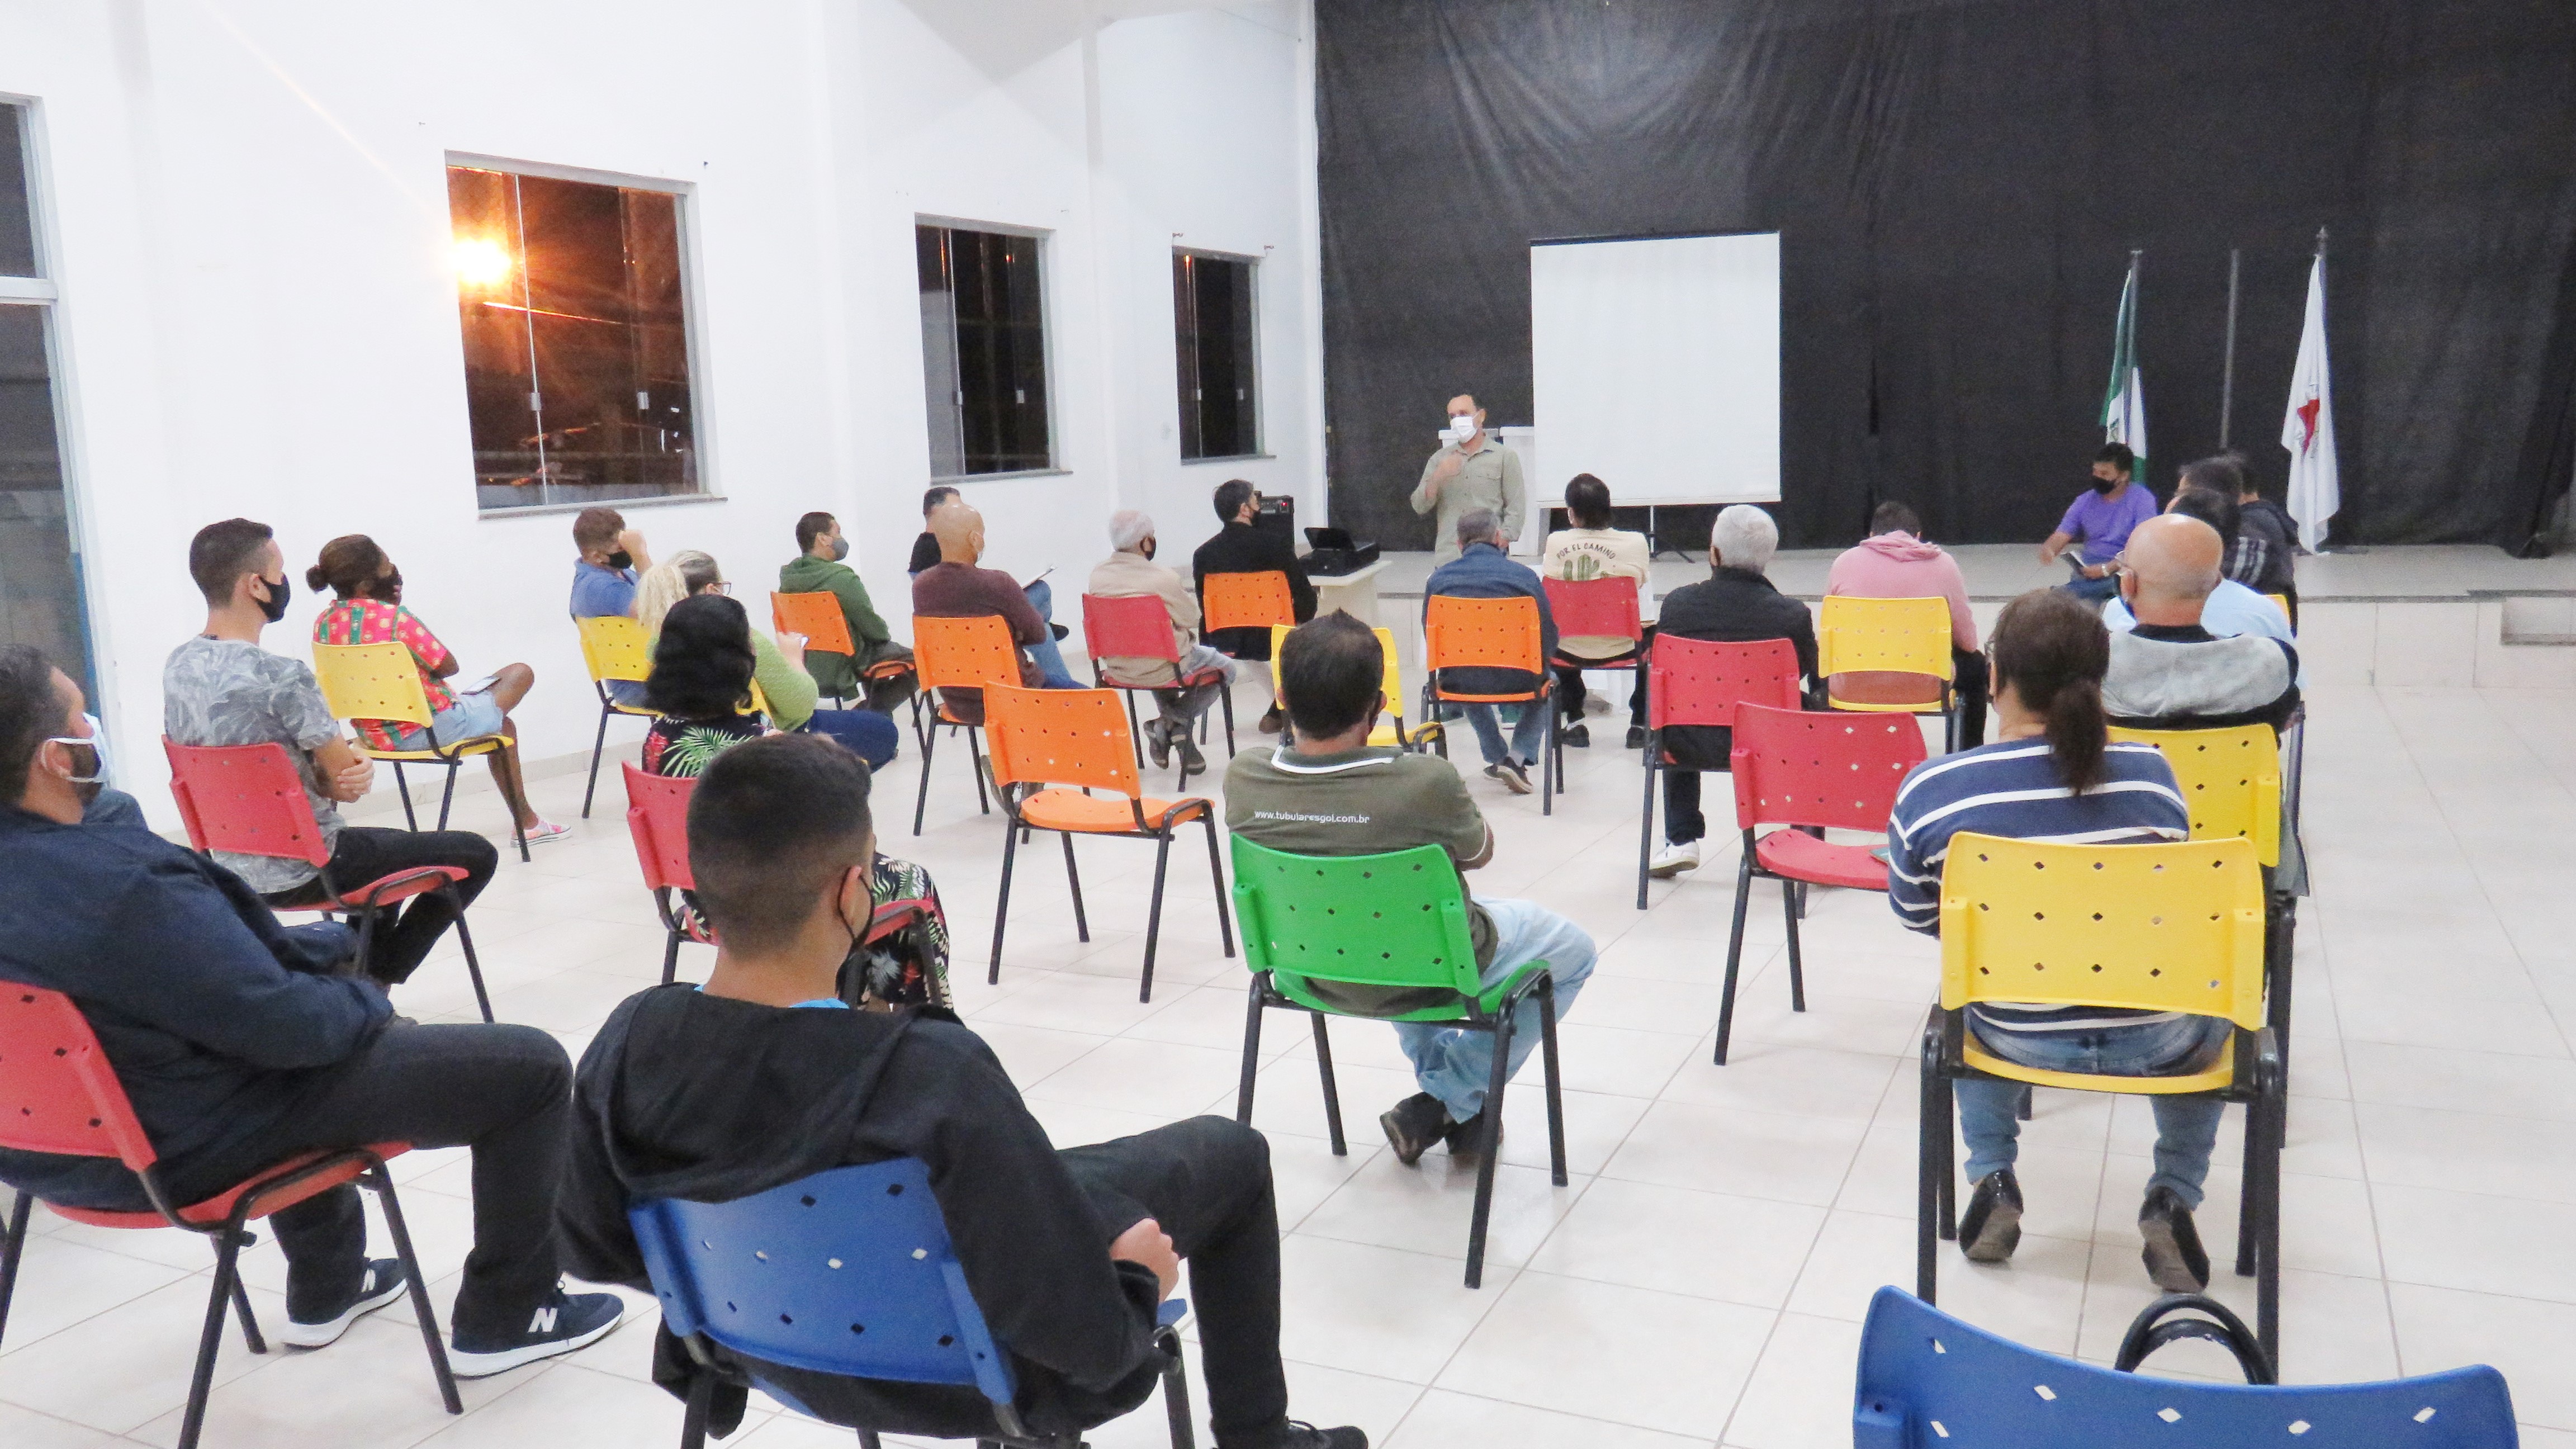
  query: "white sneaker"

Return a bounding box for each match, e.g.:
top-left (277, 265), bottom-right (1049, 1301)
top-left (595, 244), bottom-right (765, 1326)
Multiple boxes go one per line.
top-left (518, 818), bottom-right (572, 847)
top-left (1647, 839), bottom-right (1703, 879)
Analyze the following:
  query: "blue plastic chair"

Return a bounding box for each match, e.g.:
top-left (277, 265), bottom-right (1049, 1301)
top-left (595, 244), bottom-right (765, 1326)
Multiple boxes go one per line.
top-left (631, 1158), bottom-right (1196, 1449)
top-left (1855, 1286), bottom-right (2518, 1447)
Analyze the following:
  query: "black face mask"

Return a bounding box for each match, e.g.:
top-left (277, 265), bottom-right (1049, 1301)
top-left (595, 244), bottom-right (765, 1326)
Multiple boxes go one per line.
top-left (381, 567), bottom-right (404, 605)
top-left (1141, 539), bottom-right (1157, 560)
top-left (255, 573), bottom-right (292, 624)
top-left (607, 550), bottom-right (633, 571)
top-left (2092, 475), bottom-right (2122, 495)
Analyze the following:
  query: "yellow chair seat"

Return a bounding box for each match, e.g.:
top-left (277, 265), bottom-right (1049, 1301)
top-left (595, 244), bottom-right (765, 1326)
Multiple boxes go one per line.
top-left (1826, 694), bottom-right (1947, 715)
top-left (1959, 1036), bottom-right (2237, 1096)
top-left (358, 733), bottom-right (512, 763)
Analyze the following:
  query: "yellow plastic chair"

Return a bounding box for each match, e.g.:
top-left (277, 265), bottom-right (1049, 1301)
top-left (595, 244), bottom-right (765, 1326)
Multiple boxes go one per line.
top-left (311, 641), bottom-right (527, 861)
top-left (576, 614), bottom-right (659, 820)
top-left (1917, 832), bottom-right (2283, 1358)
top-left (1266, 623), bottom-right (1434, 750)
top-left (2264, 593), bottom-right (2295, 633)
top-left (746, 679), bottom-right (771, 722)
top-left (1816, 595), bottom-right (1959, 752)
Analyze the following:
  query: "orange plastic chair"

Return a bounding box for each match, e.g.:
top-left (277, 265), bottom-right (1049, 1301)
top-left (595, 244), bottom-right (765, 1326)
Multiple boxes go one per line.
top-left (1081, 591), bottom-right (1238, 774)
top-left (1423, 594), bottom-right (1560, 813)
top-left (771, 591), bottom-right (858, 704)
top-left (1201, 571), bottom-right (1299, 638)
top-left (908, 615), bottom-right (1025, 836)
top-left (981, 684), bottom-right (1234, 1002)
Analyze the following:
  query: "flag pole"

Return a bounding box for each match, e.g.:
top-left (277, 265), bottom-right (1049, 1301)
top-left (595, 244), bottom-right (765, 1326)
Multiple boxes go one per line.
top-left (2219, 248), bottom-right (2242, 449)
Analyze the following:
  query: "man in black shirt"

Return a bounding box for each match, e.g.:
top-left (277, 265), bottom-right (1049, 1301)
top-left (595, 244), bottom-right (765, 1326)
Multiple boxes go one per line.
top-left (906, 485), bottom-right (960, 578)
top-left (557, 733), bottom-right (1361, 1449)
top-left (1192, 479), bottom-right (1316, 733)
top-left (1646, 505), bottom-right (1822, 879)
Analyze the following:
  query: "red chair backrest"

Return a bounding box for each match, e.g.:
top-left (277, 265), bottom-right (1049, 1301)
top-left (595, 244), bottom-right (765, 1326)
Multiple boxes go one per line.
top-left (1541, 576), bottom-right (1642, 645)
top-left (623, 764), bottom-right (697, 894)
top-left (1647, 637), bottom-right (1802, 733)
top-left (1081, 593), bottom-right (1181, 665)
top-left (0, 983), bottom-right (159, 1169)
top-left (163, 738), bottom-right (333, 869)
top-left (1730, 702), bottom-right (1926, 832)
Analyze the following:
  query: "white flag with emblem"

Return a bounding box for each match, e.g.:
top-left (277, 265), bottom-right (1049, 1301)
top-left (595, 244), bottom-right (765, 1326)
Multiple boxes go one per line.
top-left (2281, 254), bottom-right (2339, 552)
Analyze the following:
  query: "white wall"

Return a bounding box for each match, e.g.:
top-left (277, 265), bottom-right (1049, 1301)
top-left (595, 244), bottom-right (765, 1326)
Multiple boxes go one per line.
top-left (0, 0), bottom-right (1323, 827)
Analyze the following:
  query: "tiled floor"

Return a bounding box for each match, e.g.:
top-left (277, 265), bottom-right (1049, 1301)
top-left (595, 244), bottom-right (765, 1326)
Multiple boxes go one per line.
top-left (7, 679), bottom-right (2575, 1447)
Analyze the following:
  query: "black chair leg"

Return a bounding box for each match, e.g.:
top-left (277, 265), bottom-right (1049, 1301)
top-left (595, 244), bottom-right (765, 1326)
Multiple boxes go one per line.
top-left (393, 763), bottom-right (418, 830)
top-left (1538, 977), bottom-right (1568, 1186)
top-left (1782, 873), bottom-right (1807, 1013)
top-left (1917, 1026), bottom-right (1943, 1303)
top-left (1124, 691), bottom-right (1146, 770)
top-left (859, 1431), bottom-right (886, 1449)
top-left (1201, 815), bottom-right (1235, 958)
top-left (1219, 685), bottom-right (1237, 758)
top-left (1636, 745), bottom-right (1659, 911)
top-left (179, 1231), bottom-right (250, 1449)
top-left (1714, 849), bottom-right (1756, 1065)
top-left (228, 1260), bottom-right (264, 1354)
top-left (661, 928), bottom-right (681, 987)
top-left (1539, 703), bottom-right (1555, 817)
top-left (988, 820), bottom-right (1020, 985)
top-left (435, 764), bottom-right (460, 832)
top-left (968, 728), bottom-right (992, 815)
top-left (1139, 831), bottom-right (1175, 1003)
top-left (1235, 979), bottom-right (1267, 1124)
top-left (1463, 1016), bottom-right (1514, 1290)
top-left (912, 716), bottom-right (939, 836)
top-left (1157, 1324), bottom-right (1198, 1449)
top-left (451, 893), bottom-right (494, 1024)
top-left (0, 1190), bottom-right (30, 1349)
top-left (1060, 834), bottom-right (1090, 943)
top-left (581, 705), bottom-right (611, 819)
top-left (1312, 1012), bottom-right (1347, 1156)
top-left (679, 1366), bottom-right (716, 1449)
top-left (368, 1164), bottom-right (462, 1414)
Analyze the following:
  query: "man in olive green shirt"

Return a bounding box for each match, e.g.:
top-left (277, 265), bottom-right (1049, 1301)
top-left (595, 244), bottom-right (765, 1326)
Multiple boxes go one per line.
top-left (1224, 613), bottom-right (1594, 1166)
top-left (1410, 393), bottom-right (1528, 563)
top-left (779, 511), bottom-right (917, 713)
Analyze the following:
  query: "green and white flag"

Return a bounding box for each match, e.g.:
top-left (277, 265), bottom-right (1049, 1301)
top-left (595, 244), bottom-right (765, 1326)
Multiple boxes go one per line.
top-left (2100, 256), bottom-right (2147, 476)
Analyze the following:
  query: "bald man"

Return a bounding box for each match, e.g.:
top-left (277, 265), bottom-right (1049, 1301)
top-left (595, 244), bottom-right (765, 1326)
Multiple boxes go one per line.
top-left (1411, 394), bottom-right (1527, 563)
top-left (911, 501), bottom-right (1079, 724)
top-left (2099, 514), bottom-right (2300, 735)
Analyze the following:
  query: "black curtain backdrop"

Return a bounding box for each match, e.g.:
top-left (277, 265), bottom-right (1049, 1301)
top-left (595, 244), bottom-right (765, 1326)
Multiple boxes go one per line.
top-left (1317, 0), bottom-right (2576, 553)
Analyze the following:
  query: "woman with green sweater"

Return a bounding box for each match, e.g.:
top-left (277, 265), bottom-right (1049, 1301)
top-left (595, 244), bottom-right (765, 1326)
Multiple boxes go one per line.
top-left (636, 551), bottom-right (899, 768)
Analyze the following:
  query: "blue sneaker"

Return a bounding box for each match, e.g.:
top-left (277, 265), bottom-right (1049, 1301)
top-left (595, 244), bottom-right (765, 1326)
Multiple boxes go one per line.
top-left (281, 1257), bottom-right (411, 1348)
top-left (448, 1289), bottom-right (625, 1378)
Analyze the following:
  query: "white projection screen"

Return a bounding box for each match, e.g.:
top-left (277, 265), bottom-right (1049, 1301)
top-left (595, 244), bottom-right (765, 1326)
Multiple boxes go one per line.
top-left (1529, 231), bottom-right (1781, 508)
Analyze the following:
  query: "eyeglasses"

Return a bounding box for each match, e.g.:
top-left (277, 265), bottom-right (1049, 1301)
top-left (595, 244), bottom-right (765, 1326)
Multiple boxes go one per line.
top-left (708, 581), bottom-right (734, 596)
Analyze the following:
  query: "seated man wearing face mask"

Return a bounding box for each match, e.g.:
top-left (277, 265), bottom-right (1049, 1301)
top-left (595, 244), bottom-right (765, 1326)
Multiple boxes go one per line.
top-left (1412, 394), bottom-right (1528, 565)
top-left (1090, 509), bottom-right (1235, 778)
top-left (2038, 444), bottom-right (2157, 605)
top-left (571, 506), bottom-right (654, 707)
top-left (779, 510), bottom-right (918, 715)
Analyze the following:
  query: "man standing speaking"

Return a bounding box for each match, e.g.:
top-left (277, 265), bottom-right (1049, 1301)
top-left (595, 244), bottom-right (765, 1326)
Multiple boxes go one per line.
top-left (1412, 394), bottom-right (1528, 563)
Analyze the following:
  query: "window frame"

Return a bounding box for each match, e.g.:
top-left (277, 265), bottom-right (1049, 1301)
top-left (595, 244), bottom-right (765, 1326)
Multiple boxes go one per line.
top-left (1172, 245), bottom-right (1267, 465)
top-left (916, 215), bottom-right (1065, 484)
top-left (447, 153), bottom-right (722, 518)
top-left (0, 94), bottom-right (103, 708)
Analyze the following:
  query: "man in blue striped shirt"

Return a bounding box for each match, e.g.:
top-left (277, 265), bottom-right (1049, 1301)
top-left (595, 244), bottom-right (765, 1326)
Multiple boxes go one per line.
top-left (1886, 589), bottom-right (2231, 1294)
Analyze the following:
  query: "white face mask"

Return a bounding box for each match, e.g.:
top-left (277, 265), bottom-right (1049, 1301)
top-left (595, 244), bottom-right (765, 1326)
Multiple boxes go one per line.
top-left (1448, 414), bottom-right (1477, 443)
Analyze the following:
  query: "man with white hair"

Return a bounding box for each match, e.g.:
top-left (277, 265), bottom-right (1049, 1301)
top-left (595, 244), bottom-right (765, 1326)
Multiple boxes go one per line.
top-left (1645, 504), bottom-right (1821, 879)
top-left (1090, 509), bottom-right (1235, 776)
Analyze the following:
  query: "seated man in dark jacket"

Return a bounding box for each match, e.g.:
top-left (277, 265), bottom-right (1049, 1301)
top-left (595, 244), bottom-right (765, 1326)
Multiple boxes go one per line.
top-left (1422, 508), bottom-right (1559, 795)
top-left (556, 733), bottom-right (1360, 1449)
top-left (0, 645), bottom-right (618, 1374)
top-left (1191, 478), bottom-right (1315, 733)
top-left (2100, 514), bottom-right (2300, 736)
top-left (1647, 504), bottom-right (1824, 880)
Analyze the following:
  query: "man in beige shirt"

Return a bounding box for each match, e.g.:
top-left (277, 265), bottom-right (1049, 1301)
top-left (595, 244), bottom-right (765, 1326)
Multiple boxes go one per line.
top-left (1538, 472), bottom-right (1651, 747)
top-left (1411, 393), bottom-right (1528, 563)
top-left (1088, 509), bottom-right (1235, 777)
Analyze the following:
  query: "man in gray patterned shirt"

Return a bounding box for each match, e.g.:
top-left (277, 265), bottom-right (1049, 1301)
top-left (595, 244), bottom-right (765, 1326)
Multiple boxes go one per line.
top-left (164, 519), bottom-right (497, 989)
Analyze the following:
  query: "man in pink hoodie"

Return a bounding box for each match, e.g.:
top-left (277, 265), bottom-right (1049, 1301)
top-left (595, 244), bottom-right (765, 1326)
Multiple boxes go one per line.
top-left (1822, 502), bottom-right (1987, 749)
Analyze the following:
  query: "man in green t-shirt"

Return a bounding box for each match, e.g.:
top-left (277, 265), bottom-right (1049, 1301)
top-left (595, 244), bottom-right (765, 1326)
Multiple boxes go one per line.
top-left (1224, 613), bottom-right (1595, 1166)
top-left (779, 511), bottom-right (917, 714)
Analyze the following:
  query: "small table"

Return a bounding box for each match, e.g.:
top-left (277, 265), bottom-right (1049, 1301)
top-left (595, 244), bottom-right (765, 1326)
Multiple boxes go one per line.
top-left (1308, 557), bottom-right (1391, 628)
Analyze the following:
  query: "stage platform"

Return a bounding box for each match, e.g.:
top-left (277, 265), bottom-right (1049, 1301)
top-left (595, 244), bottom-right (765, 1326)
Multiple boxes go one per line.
top-left (1351, 542), bottom-right (2576, 689)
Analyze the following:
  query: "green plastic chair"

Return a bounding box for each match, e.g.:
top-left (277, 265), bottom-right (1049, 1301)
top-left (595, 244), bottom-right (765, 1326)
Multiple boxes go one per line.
top-left (1227, 836), bottom-right (1567, 1289)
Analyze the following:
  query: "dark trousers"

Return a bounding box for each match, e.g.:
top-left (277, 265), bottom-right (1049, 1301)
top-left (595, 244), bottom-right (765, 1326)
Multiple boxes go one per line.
top-left (263, 826), bottom-right (499, 986)
top-left (1952, 647), bottom-right (1991, 750)
top-left (1551, 638), bottom-right (1647, 727)
top-left (1059, 1117), bottom-right (1286, 1440)
top-left (169, 1023), bottom-right (571, 1341)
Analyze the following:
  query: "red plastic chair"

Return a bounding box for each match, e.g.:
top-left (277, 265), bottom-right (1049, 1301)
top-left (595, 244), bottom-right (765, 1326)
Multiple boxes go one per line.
top-left (1715, 703), bottom-right (1926, 1064)
top-left (163, 738), bottom-right (492, 1022)
top-left (0, 985), bottom-right (458, 1449)
top-left (1634, 638), bottom-right (1804, 910)
top-left (982, 684), bottom-right (1234, 1002)
top-left (1080, 591), bottom-right (1238, 775)
top-left (1542, 576), bottom-right (1644, 665)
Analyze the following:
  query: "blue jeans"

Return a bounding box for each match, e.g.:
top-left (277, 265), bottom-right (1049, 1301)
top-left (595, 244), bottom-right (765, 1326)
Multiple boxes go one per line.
top-left (798, 708), bottom-right (900, 769)
top-left (607, 678), bottom-right (650, 708)
top-left (1022, 579), bottom-right (1081, 690)
top-left (1957, 1012), bottom-right (2233, 1208)
top-left (1394, 897), bottom-right (1595, 1121)
top-left (1462, 702), bottom-right (1549, 769)
top-left (2059, 567), bottom-right (2121, 604)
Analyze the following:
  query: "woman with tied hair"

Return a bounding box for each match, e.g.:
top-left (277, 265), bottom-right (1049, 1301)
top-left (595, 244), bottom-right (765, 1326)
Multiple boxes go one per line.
top-left (635, 550), bottom-right (898, 769)
top-left (1882, 589), bottom-right (2222, 1298)
top-left (307, 532), bottom-right (562, 844)
top-left (640, 592), bottom-right (950, 1008)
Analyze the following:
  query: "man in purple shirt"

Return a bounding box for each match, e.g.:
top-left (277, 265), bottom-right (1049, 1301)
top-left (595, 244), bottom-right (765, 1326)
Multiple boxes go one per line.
top-left (2039, 443), bottom-right (2158, 604)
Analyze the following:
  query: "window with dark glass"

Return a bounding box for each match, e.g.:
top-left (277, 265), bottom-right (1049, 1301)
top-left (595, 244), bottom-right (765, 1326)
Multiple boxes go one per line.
top-left (917, 223), bottom-right (1053, 477)
top-left (0, 102), bottom-right (93, 699)
top-left (1174, 250), bottom-right (1258, 461)
top-left (447, 164), bottom-right (701, 511)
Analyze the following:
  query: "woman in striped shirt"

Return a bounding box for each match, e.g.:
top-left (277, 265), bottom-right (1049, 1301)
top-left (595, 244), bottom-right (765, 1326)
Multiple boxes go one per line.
top-left (1884, 589), bottom-right (2225, 1295)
